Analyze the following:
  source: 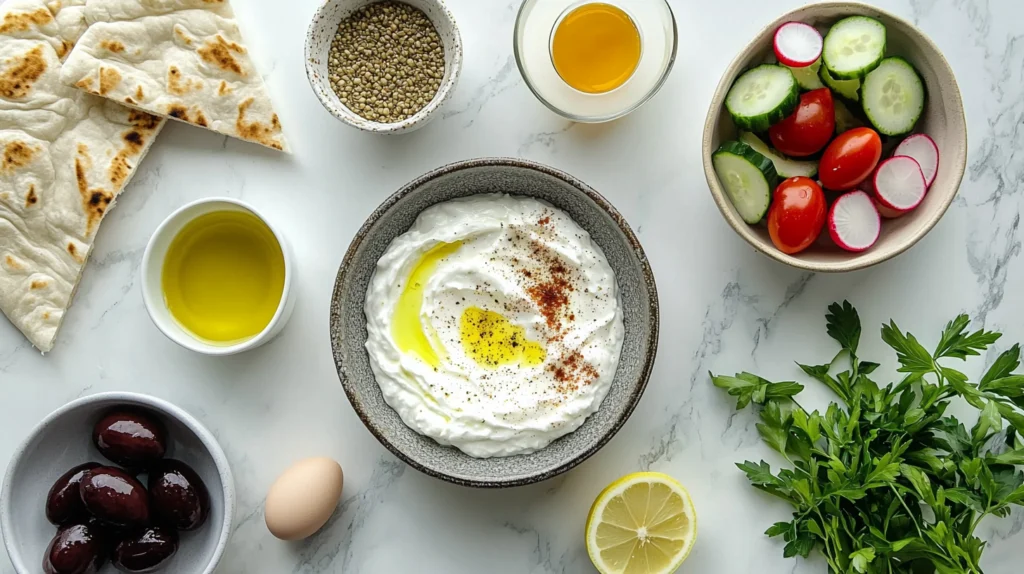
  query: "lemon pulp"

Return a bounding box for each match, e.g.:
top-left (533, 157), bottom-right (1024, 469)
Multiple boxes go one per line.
top-left (586, 472), bottom-right (698, 574)
top-left (162, 210), bottom-right (285, 345)
top-left (460, 306), bottom-right (546, 369)
top-left (392, 241), bottom-right (463, 368)
top-left (551, 2), bottom-right (641, 94)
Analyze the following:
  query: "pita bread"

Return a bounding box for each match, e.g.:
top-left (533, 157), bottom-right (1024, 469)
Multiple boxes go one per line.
top-left (59, 0), bottom-right (288, 151)
top-left (0, 0), bottom-right (164, 352)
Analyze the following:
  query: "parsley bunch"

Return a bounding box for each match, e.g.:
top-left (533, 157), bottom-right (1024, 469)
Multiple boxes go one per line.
top-left (712, 302), bottom-right (1024, 573)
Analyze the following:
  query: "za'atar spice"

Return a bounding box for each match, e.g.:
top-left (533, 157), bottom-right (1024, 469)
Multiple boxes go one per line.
top-left (327, 1), bottom-right (445, 123)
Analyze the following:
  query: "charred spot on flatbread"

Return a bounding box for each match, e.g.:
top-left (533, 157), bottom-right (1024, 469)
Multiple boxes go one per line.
top-left (174, 26), bottom-right (194, 47)
top-left (197, 34), bottom-right (247, 76)
top-left (168, 66), bottom-right (201, 95)
top-left (56, 39), bottom-right (72, 59)
top-left (74, 148), bottom-right (115, 236)
top-left (129, 110), bottom-right (161, 131)
top-left (30, 279), bottom-right (47, 290)
top-left (2, 141), bottom-right (36, 173)
top-left (4, 254), bottom-right (23, 270)
top-left (236, 98), bottom-right (284, 150)
top-left (66, 242), bottom-right (84, 263)
top-left (101, 115), bottom-right (160, 198)
top-left (100, 40), bottom-right (125, 53)
top-left (99, 67), bottom-right (121, 95)
top-left (0, 45), bottom-right (47, 99)
top-left (25, 184), bottom-right (37, 207)
top-left (217, 81), bottom-right (232, 96)
top-left (167, 104), bottom-right (189, 121)
top-left (76, 76), bottom-right (95, 92)
top-left (165, 103), bottom-right (209, 127)
top-left (0, 8), bottom-right (53, 34)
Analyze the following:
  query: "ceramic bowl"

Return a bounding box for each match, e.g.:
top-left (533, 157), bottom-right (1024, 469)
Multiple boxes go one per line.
top-left (514, 0), bottom-right (678, 123)
top-left (330, 158), bottom-right (659, 487)
top-left (703, 1), bottom-right (967, 272)
top-left (1, 392), bottom-right (234, 574)
top-left (141, 197), bottom-right (296, 356)
top-left (305, 0), bottom-right (463, 134)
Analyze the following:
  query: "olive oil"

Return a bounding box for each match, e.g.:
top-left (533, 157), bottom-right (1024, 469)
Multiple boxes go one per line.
top-left (162, 210), bottom-right (285, 345)
top-left (460, 306), bottom-right (546, 369)
top-left (551, 3), bottom-right (641, 94)
top-left (392, 241), bottom-right (463, 368)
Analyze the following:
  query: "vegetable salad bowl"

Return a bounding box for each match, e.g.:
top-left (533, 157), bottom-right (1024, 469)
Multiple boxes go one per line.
top-left (702, 1), bottom-right (966, 273)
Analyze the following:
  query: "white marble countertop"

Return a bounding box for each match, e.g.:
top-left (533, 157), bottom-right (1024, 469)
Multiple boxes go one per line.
top-left (3, 0), bottom-right (1023, 572)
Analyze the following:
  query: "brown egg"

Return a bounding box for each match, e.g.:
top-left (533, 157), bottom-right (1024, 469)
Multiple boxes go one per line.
top-left (264, 457), bottom-right (343, 541)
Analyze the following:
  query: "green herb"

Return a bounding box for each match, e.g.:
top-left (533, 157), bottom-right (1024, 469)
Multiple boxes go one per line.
top-left (712, 302), bottom-right (1024, 573)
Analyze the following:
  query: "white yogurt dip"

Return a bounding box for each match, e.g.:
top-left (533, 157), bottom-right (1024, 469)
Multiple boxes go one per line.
top-left (364, 194), bottom-right (625, 458)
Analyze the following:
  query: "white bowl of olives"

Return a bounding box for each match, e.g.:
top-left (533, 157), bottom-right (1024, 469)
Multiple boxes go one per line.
top-left (0, 393), bottom-right (234, 574)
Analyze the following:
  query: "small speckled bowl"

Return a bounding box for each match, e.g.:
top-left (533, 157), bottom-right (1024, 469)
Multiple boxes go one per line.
top-left (703, 1), bottom-right (967, 272)
top-left (1, 392), bottom-right (234, 574)
top-left (305, 0), bottom-right (463, 134)
top-left (330, 159), bottom-right (659, 487)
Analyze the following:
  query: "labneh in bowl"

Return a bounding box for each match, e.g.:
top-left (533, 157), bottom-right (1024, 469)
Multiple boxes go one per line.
top-left (703, 1), bottom-right (967, 272)
top-left (330, 158), bottom-right (659, 487)
top-left (0, 392), bottom-right (234, 574)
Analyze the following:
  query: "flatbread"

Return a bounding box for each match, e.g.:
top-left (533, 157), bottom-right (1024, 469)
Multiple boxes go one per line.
top-left (0, 0), bottom-right (164, 352)
top-left (59, 0), bottom-right (288, 151)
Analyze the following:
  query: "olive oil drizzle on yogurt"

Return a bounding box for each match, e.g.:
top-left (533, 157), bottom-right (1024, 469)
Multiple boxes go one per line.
top-left (162, 211), bottom-right (285, 345)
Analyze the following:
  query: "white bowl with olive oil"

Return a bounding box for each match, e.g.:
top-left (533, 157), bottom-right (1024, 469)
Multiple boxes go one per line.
top-left (514, 0), bottom-right (678, 122)
top-left (142, 198), bottom-right (295, 355)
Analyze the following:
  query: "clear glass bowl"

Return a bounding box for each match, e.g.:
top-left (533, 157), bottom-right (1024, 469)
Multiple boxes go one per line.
top-left (514, 0), bottom-right (678, 123)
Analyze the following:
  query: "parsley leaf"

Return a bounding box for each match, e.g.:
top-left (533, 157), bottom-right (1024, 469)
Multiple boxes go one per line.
top-left (826, 300), bottom-right (861, 353)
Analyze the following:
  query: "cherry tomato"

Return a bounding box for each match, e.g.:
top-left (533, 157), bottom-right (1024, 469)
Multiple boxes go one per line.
top-left (768, 177), bottom-right (827, 255)
top-left (768, 88), bottom-right (835, 157)
top-left (818, 127), bottom-right (883, 190)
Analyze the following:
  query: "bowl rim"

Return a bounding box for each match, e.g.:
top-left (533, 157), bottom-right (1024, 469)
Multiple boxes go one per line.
top-left (303, 0), bottom-right (464, 134)
top-left (330, 157), bottom-right (660, 487)
top-left (513, 0), bottom-right (679, 123)
top-left (701, 0), bottom-right (967, 273)
top-left (0, 392), bottom-right (235, 574)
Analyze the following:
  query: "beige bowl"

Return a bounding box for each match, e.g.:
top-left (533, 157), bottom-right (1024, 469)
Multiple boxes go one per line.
top-left (703, 1), bottom-right (966, 272)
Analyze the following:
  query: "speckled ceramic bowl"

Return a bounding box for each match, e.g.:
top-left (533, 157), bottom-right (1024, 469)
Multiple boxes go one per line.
top-left (703, 1), bottom-right (967, 272)
top-left (305, 0), bottom-right (463, 134)
top-left (1, 392), bottom-right (234, 574)
top-left (330, 159), bottom-right (658, 487)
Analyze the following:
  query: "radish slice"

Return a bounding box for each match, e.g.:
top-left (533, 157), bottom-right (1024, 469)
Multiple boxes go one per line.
top-left (893, 134), bottom-right (939, 187)
top-left (874, 199), bottom-right (906, 219)
top-left (829, 191), bottom-right (881, 252)
top-left (873, 156), bottom-right (927, 213)
top-left (774, 22), bottom-right (824, 68)
top-left (860, 176), bottom-right (904, 218)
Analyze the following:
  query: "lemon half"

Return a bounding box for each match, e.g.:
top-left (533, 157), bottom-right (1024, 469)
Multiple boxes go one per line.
top-left (585, 472), bottom-right (698, 574)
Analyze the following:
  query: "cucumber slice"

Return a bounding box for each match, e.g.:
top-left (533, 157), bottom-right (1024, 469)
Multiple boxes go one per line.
top-left (833, 99), bottom-right (865, 134)
top-left (788, 59), bottom-right (825, 91)
top-left (725, 65), bottom-right (799, 132)
top-left (823, 16), bottom-right (886, 79)
top-left (739, 131), bottom-right (818, 178)
top-left (819, 64), bottom-right (860, 102)
top-left (713, 141), bottom-right (778, 224)
top-left (861, 57), bottom-right (925, 136)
